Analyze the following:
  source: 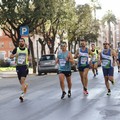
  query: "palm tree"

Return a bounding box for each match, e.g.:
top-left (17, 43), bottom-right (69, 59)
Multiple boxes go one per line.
top-left (90, 0), bottom-right (101, 20)
top-left (102, 10), bottom-right (117, 44)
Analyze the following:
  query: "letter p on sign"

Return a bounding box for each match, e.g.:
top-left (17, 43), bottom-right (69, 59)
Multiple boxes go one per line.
top-left (20, 26), bottom-right (29, 36)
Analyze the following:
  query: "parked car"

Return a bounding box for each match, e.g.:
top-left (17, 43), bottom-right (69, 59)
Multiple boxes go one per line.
top-left (38, 54), bottom-right (58, 75)
top-left (6, 58), bottom-right (16, 67)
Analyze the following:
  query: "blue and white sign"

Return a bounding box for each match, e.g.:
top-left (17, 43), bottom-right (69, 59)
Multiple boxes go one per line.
top-left (20, 26), bottom-right (29, 36)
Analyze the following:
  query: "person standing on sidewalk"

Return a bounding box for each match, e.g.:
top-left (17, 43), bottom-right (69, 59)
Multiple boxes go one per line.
top-left (74, 39), bottom-right (93, 95)
top-left (89, 43), bottom-right (99, 77)
top-left (56, 42), bottom-right (74, 99)
top-left (100, 41), bottom-right (116, 95)
top-left (10, 38), bottom-right (30, 102)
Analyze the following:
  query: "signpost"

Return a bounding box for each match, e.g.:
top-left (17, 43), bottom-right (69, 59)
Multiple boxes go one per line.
top-left (20, 26), bottom-right (29, 47)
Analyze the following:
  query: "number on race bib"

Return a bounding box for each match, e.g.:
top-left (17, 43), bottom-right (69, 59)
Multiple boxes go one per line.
top-left (59, 59), bottom-right (66, 66)
top-left (81, 57), bottom-right (87, 64)
top-left (17, 54), bottom-right (26, 65)
top-left (102, 60), bottom-right (110, 67)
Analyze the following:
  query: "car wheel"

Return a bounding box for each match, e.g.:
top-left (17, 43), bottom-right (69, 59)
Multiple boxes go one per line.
top-left (56, 71), bottom-right (59, 74)
top-left (38, 72), bottom-right (42, 75)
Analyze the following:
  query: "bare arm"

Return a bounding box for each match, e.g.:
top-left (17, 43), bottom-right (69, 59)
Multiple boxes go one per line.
top-left (55, 58), bottom-right (59, 64)
top-left (10, 53), bottom-right (18, 59)
top-left (67, 52), bottom-right (74, 64)
top-left (74, 49), bottom-right (79, 59)
top-left (112, 50), bottom-right (117, 63)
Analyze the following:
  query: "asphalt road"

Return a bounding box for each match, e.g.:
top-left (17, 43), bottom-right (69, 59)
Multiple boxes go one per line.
top-left (0, 66), bottom-right (120, 120)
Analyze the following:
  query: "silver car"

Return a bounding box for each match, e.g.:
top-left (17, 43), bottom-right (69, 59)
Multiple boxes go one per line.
top-left (38, 54), bottom-right (58, 75)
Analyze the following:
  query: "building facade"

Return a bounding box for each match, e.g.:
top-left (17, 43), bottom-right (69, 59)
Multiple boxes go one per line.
top-left (0, 29), bottom-right (15, 59)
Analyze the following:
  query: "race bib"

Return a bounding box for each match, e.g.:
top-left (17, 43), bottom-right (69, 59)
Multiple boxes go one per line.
top-left (59, 59), bottom-right (66, 66)
top-left (17, 53), bottom-right (26, 65)
top-left (92, 55), bottom-right (96, 61)
top-left (81, 57), bottom-right (87, 64)
top-left (102, 60), bottom-right (110, 67)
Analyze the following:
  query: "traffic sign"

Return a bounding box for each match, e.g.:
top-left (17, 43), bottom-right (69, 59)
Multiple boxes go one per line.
top-left (20, 26), bottom-right (29, 36)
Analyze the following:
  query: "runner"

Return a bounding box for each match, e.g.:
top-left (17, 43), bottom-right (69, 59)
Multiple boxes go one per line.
top-left (116, 43), bottom-right (120, 72)
top-left (100, 41), bottom-right (116, 95)
top-left (74, 39), bottom-right (93, 95)
top-left (10, 38), bottom-right (30, 102)
top-left (56, 42), bottom-right (74, 99)
top-left (90, 43), bottom-right (99, 77)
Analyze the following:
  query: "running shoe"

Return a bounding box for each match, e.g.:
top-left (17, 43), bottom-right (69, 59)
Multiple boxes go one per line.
top-left (19, 93), bottom-right (24, 102)
top-left (107, 91), bottom-right (111, 96)
top-left (96, 71), bottom-right (98, 75)
top-left (68, 90), bottom-right (71, 98)
top-left (83, 90), bottom-right (89, 95)
top-left (61, 91), bottom-right (66, 99)
top-left (24, 84), bottom-right (28, 94)
top-left (93, 74), bottom-right (96, 78)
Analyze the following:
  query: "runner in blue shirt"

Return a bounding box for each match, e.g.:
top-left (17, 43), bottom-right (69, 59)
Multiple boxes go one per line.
top-left (56, 42), bottom-right (74, 99)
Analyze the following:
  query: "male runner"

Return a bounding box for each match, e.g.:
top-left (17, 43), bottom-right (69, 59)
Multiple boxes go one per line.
top-left (56, 42), bottom-right (74, 99)
top-left (90, 43), bottom-right (99, 77)
top-left (74, 39), bottom-right (93, 95)
top-left (10, 38), bottom-right (30, 102)
top-left (100, 41), bottom-right (116, 95)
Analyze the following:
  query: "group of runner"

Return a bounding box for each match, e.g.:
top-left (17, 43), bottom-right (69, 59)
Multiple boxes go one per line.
top-left (56, 39), bottom-right (119, 99)
top-left (10, 38), bottom-right (120, 101)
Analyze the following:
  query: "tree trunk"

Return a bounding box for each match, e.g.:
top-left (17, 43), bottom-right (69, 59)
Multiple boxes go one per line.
top-left (108, 22), bottom-right (111, 43)
top-left (29, 37), bottom-right (36, 73)
top-left (38, 38), bottom-right (46, 56)
top-left (68, 41), bottom-right (71, 51)
top-left (47, 37), bottom-right (55, 54)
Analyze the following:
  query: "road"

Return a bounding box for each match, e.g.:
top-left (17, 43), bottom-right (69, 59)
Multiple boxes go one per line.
top-left (0, 66), bottom-right (120, 120)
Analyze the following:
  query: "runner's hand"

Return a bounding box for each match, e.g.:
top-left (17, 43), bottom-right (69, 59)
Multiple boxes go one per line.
top-left (112, 62), bottom-right (115, 66)
top-left (15, 53), bottom-right (18, 57)
top-left (66, 57), bottom-right (70, 61)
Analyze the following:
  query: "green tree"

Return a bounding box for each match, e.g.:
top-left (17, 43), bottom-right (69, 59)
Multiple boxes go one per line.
top-left (37, 0), bottom-right (76, 54)
top-left (0, 0), bottom-right (56, 73)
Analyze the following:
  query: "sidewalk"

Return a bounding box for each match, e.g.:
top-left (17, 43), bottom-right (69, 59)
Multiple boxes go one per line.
top-left (0, 69), bottom-right (35, 78)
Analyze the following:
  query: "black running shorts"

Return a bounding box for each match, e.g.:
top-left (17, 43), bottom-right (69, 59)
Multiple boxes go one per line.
top-left (16, 65), bottom-right (29, 80)
top-left (59, 71), bottom-right (71, 77)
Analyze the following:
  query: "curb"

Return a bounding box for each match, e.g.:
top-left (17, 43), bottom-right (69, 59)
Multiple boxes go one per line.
top-left (0, 73), bottom-right (36, 78)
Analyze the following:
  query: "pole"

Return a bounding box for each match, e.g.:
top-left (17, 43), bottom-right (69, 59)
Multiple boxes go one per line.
top-left (36, 40), bottom-right (39, 69)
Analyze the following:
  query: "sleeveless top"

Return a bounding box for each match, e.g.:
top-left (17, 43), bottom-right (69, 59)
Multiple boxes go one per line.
top-left (91, 49), bottom-right (98, 62)
top-left (16, 47), bottom-right (28, 66)
top-left (78, 48), bottom-right (89, 67)
top-left (101, 49), bottom-right (113, 68)
top-left (57, 51), bottom-right (71, 71)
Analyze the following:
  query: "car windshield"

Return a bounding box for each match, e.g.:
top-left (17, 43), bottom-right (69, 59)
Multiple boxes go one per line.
top-left (40, 55), bottom-right (55, 61)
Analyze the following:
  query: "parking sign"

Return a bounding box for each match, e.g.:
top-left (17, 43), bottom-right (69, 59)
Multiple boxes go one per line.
top-left (20, 26), bottom-right (29, 36)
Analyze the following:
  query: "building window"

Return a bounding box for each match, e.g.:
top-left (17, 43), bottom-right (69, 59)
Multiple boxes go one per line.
top-left (0, 42), bottom-right (4, 48)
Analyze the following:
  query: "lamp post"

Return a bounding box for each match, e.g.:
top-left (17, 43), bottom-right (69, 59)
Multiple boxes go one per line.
top-left (36, 39), bottom-right (39, 69)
